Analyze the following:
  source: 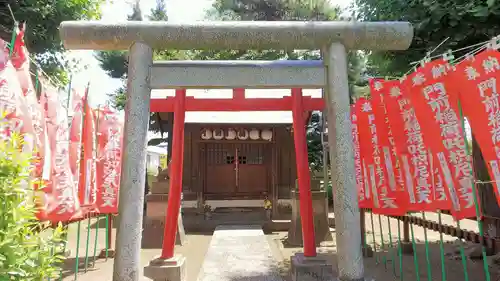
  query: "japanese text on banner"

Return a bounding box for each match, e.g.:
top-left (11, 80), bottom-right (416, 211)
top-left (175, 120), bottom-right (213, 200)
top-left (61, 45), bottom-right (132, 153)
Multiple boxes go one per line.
top-left (352, 103), bottom-right (371, 209)
top-left (454, 49), bottom-right (500, 208)
top-left (356, 97), bottom-right (404, 215)
top-left (378, 80), bottom-right (437, 212)
top-left (408, 59), bottom-right (475, 219)
top-left (95, 107), bottom-right (123, 214)
top-left (40, 84), bottom-right (81, 222)
top-left (369, 79), bottom-right (409, 213)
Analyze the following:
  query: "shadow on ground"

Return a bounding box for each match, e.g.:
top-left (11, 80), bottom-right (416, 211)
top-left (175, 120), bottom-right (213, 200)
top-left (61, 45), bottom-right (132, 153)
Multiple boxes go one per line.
top-left (274, 230), bottom-right (496, 281)
top-left (60, 256), bottom-right (103, 279)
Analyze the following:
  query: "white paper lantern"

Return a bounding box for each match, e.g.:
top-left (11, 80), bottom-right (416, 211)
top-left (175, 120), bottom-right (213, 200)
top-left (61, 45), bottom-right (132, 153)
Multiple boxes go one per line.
top-left (249, 129), bottom-right (260, 140)
top-left (261, 129), bottom-right (273, 141)
top-left (213, 129), bottom-right (224, 140)
top-left (226, 128), bottom-right (236, 140)
top-left (237, 129), bottom-right (249, 140)
top-left (201, 128), bottom-right (212, 140)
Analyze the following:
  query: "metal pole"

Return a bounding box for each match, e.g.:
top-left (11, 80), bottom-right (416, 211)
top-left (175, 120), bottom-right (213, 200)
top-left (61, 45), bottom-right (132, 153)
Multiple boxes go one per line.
top-left (324, 43), bottom-right (364, 281)
top-left (113, 41), bottom-right (153, 281)
top-left (291, 88), bottom-right (317, 257)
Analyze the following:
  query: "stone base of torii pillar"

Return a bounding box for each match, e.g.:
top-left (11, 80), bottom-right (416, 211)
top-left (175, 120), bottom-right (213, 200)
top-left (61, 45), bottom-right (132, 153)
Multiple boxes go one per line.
top-left (144, 255), bottom-right (187, 281)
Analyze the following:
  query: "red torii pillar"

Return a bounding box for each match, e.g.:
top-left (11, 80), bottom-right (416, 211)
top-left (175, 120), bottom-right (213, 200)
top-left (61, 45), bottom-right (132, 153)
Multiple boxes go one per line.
top-left (161, 89), bottom-right (186, 259)
top-left (291, 88), bottom-right (317, 257)
top-left (158, 87), bottom-right (318, 258)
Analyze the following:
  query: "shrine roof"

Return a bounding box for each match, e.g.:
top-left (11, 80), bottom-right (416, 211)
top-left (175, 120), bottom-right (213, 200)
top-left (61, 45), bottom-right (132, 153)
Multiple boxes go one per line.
top-left (152, 89), bottom-right (322, 124)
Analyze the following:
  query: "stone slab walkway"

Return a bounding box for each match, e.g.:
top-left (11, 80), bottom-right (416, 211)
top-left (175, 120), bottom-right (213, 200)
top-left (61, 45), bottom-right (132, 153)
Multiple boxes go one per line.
top-left (196, 225), bottom-right (283, 281)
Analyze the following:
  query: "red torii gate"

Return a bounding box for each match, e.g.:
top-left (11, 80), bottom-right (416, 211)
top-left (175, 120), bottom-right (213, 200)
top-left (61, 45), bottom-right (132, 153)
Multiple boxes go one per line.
top-left (150, 88), bottom-right (325, 259)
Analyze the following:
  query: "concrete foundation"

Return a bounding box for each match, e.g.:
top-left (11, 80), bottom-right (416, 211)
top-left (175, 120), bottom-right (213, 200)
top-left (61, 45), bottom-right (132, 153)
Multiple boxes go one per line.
top-left (362, 245), bottom-right (374, 258)
top-left (142, 213), bottom-right (186, 249)
top-left (144, 255), bottom-right (187, 281)
top-left (290, 252), bottom-right (334, 281)
top-left (400, 242), bottom-right (414, 255)
top-left (98, 248), bottom-right (116, 258)
top-left (150, 181), bottom-right (170, 194)
top-left (146, 194), bottom-right (170, 218)
top-left (288, 179), bottom-right (332, 246)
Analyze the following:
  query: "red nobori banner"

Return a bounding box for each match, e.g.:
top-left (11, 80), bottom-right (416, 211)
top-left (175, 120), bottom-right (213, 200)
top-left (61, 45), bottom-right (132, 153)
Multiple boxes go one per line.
top-left (95, 106), bottom-right (123, 214)
top-left (0, 39), bottom-right (33, 149)
top-left (369, 79), bottom-right (409, 212)
top-left (355, 97), bottom-right (405, 215)
top-left (39, 83), bottom-right (81, 222)
top-left (407, 59), bottom-right (476, 220)
top-left (10, 27), bottom-right (51, 192)
top-left (77, 98), bottom-right (97, 215)
top-left (453, 49), bottom-right (500, 208)
top-left (69, 88), bottom-right (85, 186)
top-left (352, 102), bottom-right (372, 209)
top-left (376, 79), bottom-right (438, 212)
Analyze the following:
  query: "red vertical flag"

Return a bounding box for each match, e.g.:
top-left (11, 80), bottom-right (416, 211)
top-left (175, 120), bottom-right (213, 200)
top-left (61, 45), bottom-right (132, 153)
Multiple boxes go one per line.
top-left (77, 97), bottom-right (97, 215)
top-left (0, 39), bottom-right (33, 149)
top-left (377, 79), bottom-right (437, 212)
top-left (10, 26), bottom-right (52, 204)
top-left (355, 97), bottom-right (405, 215)
top-left (352, 101), bottom-right (371, 209)
top-left (407, 59), bottom-right (476, 220)
top-left (453, 49), bottom-right (500, 208)
top-left (39, 83), bottom-right (81, 222)
top-left (95, 106), bottom-right (123, 214)
top-left (69, 88), bottom-right (86, 184)
top-left (369, 79), bottom-right (409, 212)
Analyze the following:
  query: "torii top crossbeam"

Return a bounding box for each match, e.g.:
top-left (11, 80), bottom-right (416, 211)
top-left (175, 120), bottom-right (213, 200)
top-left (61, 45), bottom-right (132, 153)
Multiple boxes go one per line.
top-left (58, 20), bottom-right (414, 281)
top-left (59, 21), bottom-right (413, 51)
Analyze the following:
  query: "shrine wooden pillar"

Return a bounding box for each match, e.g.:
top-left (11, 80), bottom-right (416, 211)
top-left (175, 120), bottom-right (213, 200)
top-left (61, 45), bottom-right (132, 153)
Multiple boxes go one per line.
top-left (161, 89), bottom-right (186, 259)
top-left (291, 88), bottom-right (317, 257)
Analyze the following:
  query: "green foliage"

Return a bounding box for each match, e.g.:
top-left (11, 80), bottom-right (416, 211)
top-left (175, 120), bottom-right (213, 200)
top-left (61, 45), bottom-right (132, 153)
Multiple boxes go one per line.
top-left (1, 1), bottom-right (103, 85)
top-left (149, 0), bottom-right (168, 21)
top-left (95, 51), bottom-right (128, 79)
top-left (0, 133), bottom-right (66, 280)
top-left (96, 0), bottom-right (190, 113)
top-left (209, 0), bottom-right (341, 20)
top-left (197, 0), bottom-right (367, 171)
top-left (354, 0), bottom-right (500, 76)
top-left (196, 0), bottom-right (343, 62)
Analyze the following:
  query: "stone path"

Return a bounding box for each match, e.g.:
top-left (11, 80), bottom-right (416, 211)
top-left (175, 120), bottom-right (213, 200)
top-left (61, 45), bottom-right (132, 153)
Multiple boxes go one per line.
top-left (196, 225), bottom-right (283, 281)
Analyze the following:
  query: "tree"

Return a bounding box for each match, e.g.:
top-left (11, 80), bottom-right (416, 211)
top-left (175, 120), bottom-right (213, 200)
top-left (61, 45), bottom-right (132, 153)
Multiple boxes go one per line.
top-left (95, 0), bottom-right (143, 81)
top-left (0, 0), bottom-right (103, 85)
top-left (198, 0), bottom-right (365, 171)
top-left (96, 0), bottom-right (189, 111)
top-left (95, 0), bottom-right (142, 110)
top-left (96, 0), bottom-right (189, 142)
top-left (354, 0), bottom-right (500, 76)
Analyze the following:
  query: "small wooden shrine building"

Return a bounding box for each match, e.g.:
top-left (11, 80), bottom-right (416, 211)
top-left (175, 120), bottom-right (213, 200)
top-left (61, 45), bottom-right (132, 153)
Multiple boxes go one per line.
top-left (146, 89), bottom-right (322, 216)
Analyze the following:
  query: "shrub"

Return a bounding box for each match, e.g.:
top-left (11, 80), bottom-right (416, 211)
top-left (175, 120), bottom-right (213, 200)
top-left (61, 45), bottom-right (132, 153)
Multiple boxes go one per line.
top-left (0, 133), bottom-right (66, 280)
